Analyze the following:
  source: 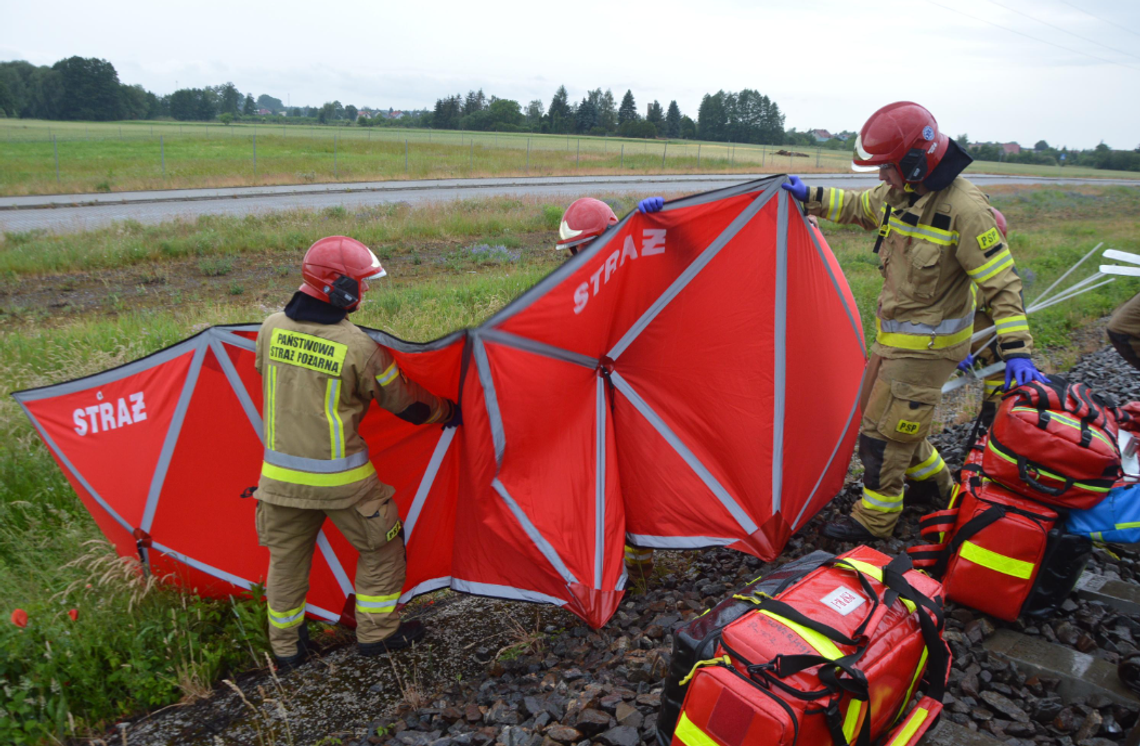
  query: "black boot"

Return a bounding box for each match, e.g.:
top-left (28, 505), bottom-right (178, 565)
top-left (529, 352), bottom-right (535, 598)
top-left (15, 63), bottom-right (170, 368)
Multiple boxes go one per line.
top-left (274, 624), bottom-right (314, 674)
top-left (358, 620), bottom-right (426, 657)
top-left (904, 480), bottom-right (942, 507)
top-left (821, 516), bottom-right (878, 543)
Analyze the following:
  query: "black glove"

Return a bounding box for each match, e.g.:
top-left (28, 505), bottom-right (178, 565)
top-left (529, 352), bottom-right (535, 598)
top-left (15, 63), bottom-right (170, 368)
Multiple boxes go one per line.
top-left (443, 400), bottom-right (462, 429)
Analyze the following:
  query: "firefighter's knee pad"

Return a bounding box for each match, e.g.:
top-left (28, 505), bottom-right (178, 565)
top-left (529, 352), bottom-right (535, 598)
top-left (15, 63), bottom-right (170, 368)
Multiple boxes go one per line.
top-left (858, 434), bottom-right (888, 491)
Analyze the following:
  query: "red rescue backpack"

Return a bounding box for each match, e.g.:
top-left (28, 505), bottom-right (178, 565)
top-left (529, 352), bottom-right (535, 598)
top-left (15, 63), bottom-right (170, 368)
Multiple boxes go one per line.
top-left (909, 478), bottom-right (1057, 622)
top-left (671, 547), bottom-right (949, 746)
top-left (984, 377), bottom-right (1124, 509)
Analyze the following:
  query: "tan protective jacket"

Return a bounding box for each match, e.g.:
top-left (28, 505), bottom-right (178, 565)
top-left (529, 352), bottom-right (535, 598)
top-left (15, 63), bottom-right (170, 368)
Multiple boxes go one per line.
top-left (805, 177), bottom-right (1033, 361)
top-left (254, 313), bottom-right (452, 509)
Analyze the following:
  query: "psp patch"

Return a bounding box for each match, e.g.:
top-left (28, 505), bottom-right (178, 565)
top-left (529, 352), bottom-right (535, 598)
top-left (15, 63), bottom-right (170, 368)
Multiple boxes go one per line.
top-left (269, 329), bottom-right (348, 375)
top-left (897, 420), bottom-right (921, 436)
top-left (387, 519), bottom-right (403, 543)
top-left (976, 227), bottom-right (1002, 251)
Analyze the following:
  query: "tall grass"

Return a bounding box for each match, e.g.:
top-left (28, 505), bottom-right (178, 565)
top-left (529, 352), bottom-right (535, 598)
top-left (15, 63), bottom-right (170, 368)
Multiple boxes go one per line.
top-left (2, 119), bottom-right (1131, 197)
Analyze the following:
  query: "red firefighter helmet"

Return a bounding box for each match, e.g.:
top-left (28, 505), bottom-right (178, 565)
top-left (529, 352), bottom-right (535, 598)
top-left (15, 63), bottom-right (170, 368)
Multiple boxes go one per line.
top-left (852, 102), bottom-right (949, 184)
top-left (299, 235), bottom-right (387, 310)
top-left (556, 198), bottom-right (618, 253)
top-left (992, 207), bottom-right (1008, 237)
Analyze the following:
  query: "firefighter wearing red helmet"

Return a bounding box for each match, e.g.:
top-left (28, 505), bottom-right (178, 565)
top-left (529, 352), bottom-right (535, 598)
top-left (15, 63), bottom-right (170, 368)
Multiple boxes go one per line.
top-left (556, 196), bottom-right (664, 255)
top-left (556, 195), bottom-right (663, 579)
top-left (254, 236), bottom-right (458, 670)
top-left (782, 102), bottom-right (1046, 542)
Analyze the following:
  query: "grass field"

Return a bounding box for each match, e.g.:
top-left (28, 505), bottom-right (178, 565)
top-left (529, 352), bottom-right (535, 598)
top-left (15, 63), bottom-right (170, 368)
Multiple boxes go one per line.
top-left (2, 184), bottom-right (1138, 742)
top-left (2, 119), bottom-right (1135, 197)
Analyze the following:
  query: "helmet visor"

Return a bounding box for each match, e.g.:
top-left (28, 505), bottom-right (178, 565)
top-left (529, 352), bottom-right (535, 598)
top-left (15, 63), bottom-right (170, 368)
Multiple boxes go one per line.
top-left (363, 248), bottom-right (387, 280)
top-left (851, 134), bottom-right (886, 172)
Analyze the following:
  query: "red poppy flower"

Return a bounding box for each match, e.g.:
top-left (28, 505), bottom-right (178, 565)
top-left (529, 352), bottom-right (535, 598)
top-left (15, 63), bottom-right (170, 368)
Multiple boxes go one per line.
top-left (11, 609), bottom-right (27, 628)
top-left (68, 609), bottom-right (79, 622)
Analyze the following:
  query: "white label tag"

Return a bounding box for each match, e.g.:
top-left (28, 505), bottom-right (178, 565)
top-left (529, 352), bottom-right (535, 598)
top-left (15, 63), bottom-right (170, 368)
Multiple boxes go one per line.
top-left (821, 586), bottom-right (866, 616)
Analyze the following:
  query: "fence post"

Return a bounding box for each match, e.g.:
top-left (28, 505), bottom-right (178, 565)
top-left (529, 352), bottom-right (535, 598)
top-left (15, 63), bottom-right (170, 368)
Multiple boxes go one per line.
top-left (334, 134), bottom-right (338, 178)
top-left (253, 133), bottom-right (257, 177)
top-left (160, 135), bottom-right (165, 178)
top-left (730, 142), bottom-right (734, 167)
top-left (620, 143), bottom-right (624, 169)
top-left (405, 139), bottom-right (408, 173)
top-left (697, 143), bottom-right (701, 167)
top-left (762, 146), bottom-right (766, 167)
top-left (816, 148), bottom-right (821, 167)
top-left (119, 126), bottom-right (122, 140)
top-left (470, 140), bottom-right (474, 170)
top-left (526, 138), bottom-right (530, 172)
top-left (53, 135), bottom-right (60, 185)
top-left (576, 138), bottom-right (580, 169)
top-left (662, 142), bottom-right (668, 169)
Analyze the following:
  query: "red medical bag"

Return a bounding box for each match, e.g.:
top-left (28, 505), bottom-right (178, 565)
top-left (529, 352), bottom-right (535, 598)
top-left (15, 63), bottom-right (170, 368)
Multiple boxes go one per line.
top-left (909, 478), bottom-right (1057, 622)
top-left (983, 378), bottom-right (1122, 509)
top-left (671, 547), bottom-right (949, 746)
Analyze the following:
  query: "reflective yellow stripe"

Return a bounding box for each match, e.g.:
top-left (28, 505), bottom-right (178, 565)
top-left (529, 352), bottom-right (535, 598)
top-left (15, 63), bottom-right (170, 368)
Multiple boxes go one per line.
top-left (889, 706), bottom-right (930, 746)
top-left (674, 713), bottom-right (719, 746)
top-left (678, 655), bottom-right (731, 686)
top-left (1117, 522), bottom-right (1140, 530)
top-left (265, 366), bottom-right (277, 449)
top-left (376, 361), bottom-right (400, 387)
top-left (876, 318), bottom-right (974, 350)
top-left (896, 646), bottom-right (929, 724)
top-left (960, 540), bottom-right (1034, 579)
top-left (828, 188), bottom-right (845, 222)
top-left (985, 441), bottom-right (1111, 493)
top-left (968, 249), bottom-right (1014, 282)
top-left (887, 217), bottom-right (959, 246)
top-left (994, 314), bottom-right (1028, 334)
top-left (267, 603), bottom-right (306, 629)
top-left (862, 486), bottom-right (904, 513)
top-left (356, 591), bottom-right (400, 614)
top-left (261, 460), bottom-right (376, 487)
top-left (906, 449), bottom-right (945, 481)
top-left (760, 610), bottom-right (844, 659)
top-left (844, 700), bottom-right (865, 742)
top-left (984, 380), bottom-right (1004, 395)
top-left (1011, 407), bottom-right (1114, 449)
top-left (861, 190), bottom-right (874, 221)
top-left (325, 378), bottom-right (345, 459)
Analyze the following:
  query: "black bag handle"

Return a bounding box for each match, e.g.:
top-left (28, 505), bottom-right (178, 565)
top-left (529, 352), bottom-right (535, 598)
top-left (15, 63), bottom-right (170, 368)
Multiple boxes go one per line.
top-left (1017, 454), bottom-right (1073, 498)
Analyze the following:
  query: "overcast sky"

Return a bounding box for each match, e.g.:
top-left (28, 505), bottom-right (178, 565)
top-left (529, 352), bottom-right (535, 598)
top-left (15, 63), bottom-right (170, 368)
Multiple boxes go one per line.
top-left (2, 0), bottom-right (1137, 149)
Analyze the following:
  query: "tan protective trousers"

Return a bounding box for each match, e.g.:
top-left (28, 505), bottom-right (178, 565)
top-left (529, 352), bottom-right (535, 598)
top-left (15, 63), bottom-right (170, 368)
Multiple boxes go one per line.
top-left (852, 354), bottom-right (959, 538)
top-left (256, 490), bottom-right (405, 658)
top-left (1108, 292), bottom-right (1140, 371)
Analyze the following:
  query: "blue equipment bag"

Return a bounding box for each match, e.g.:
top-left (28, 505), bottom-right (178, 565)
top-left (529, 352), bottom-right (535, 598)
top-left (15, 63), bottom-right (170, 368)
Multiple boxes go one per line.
top-left (1066, 483), bottom-right (1140, 543)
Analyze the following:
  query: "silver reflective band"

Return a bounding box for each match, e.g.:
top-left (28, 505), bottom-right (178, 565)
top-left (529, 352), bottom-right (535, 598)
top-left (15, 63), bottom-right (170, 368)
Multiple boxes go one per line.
top-left (263, 448), bottom-right (371, 473)
top-left (625, 534), bottom-right (736, 549)
top-left (877, 312), bottom-right (974, 336)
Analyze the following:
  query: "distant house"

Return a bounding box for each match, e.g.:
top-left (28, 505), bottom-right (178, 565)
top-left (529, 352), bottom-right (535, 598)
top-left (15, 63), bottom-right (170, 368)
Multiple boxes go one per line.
top-left (358, 109), bottom-right (374, 120)
top-left (1002, 142), bottom-right (1021, 155)
top-left (811, 129), bottom-right (833, 142)
top-left (386, 110), bottom-right (406, 119)
top-left (834, 131), bottom-right (854, 142)
top-left (257, 108), bottom-right (272, 116)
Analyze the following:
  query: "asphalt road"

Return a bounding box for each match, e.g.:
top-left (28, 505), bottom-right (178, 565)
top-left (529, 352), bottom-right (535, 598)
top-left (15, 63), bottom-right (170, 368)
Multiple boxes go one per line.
top-left (3, 173), bottom-right (1137, 234)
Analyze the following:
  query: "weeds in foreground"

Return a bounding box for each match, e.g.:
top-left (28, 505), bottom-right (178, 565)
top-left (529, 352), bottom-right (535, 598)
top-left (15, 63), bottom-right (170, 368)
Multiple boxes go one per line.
top-left (388, 644), bottom-right (429, 711)
top-left (221, 653), bottom-right (295, 746)
top-left (496, 609), bottom-right (548, 663)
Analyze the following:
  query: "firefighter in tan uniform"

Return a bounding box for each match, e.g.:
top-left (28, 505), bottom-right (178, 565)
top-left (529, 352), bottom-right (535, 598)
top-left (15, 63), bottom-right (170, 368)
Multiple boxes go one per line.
top-left (255, 235), bottom-right (458, 670)
top-left (956, 209), bottom-right (1013, 429)
top-left (1108, 293), bottom-right (1140, 370)
top-left (782, 102), bottom-right (1047, 542)
top-left (558, 195), bottom-right (663, 580)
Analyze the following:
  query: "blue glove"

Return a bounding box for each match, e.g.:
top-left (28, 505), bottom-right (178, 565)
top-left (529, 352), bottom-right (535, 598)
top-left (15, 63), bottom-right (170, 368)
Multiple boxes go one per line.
top-left (781, 175), bottom-right (808, 202)
top-left (957, 353), bottom-right (975, 373)
top-left (1004, 358), bottom-right (1049, 391)
top-left (638, 196), bottom-right (664, 214)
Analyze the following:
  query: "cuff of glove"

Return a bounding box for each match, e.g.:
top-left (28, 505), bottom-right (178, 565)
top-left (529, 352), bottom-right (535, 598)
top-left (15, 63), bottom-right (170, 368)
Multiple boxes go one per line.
top-left (1001, 353), bottom-right (1031, 361)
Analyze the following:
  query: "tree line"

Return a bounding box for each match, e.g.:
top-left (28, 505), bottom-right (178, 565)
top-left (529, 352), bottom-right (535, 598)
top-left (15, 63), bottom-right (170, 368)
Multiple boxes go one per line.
top-left (422, 85), bottom-right (787, 143)
top-left (955, 135), bottom-right (1140, 173)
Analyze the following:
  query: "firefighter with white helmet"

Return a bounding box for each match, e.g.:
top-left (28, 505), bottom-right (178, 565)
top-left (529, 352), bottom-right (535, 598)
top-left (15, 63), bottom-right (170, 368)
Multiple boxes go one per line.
top-left (254, 236), bottom-right (458, 670)
top-left (556, 195), bottom-right (663, 578)
top-left (782, 102), bottom-right (1046, 542)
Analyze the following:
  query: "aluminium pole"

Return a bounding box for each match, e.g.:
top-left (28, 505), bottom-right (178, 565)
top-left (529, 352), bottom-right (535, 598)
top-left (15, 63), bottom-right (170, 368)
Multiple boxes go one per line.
top-left (405, 139), bottom-right (408, 173)
top-left (334, 134), bottom-right (338, 178)
top-left (620, 143), bottom-right (624, 169)
top-left (253, 133), bottom-right (257, 177)
top-left (53, 135), bottom-right (60, 185)
top-left (662, 142), bottom-right (667, 168)
top-left (526, 138), bottom-right (530, 172)
top-left (160, 135), bottom-right (165, 178)
top-left (577, 138), bottom-right (580, 169)
top-left (697, 143), bottom-right (701, 167)
top-left (470, 140), bottom-right (474, 170)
